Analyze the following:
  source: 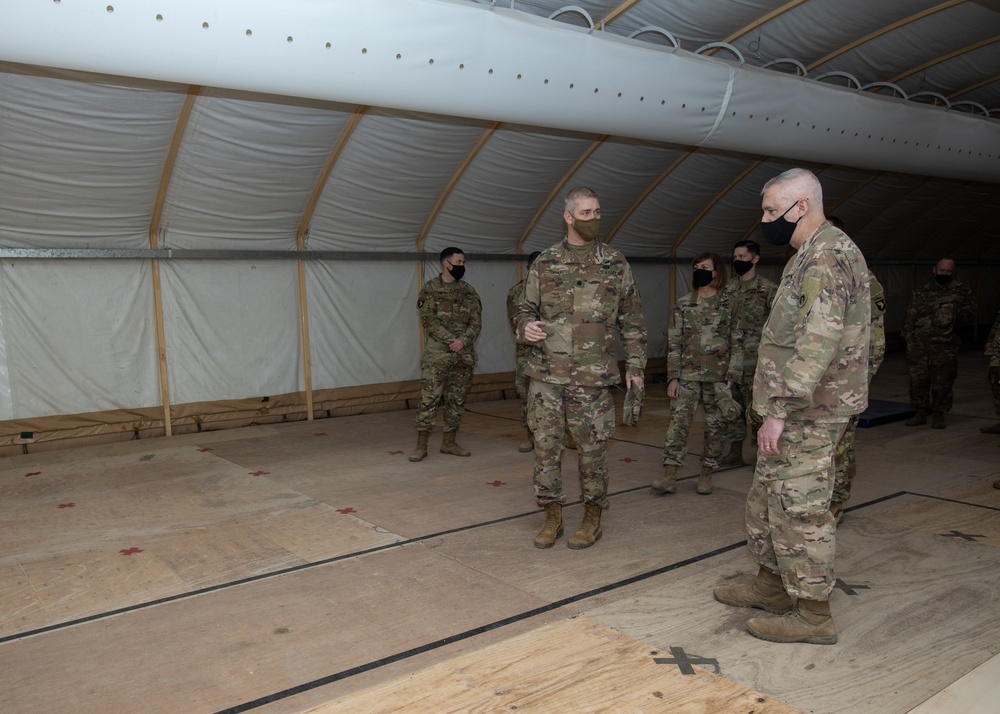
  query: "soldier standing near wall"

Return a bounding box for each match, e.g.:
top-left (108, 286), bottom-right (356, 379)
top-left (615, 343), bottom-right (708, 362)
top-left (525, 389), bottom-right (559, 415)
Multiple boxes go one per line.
top-left (517, 186), bottom-right (647, 550)
top-left (410, 247), bottom-right (482, 462)
top-left (901, 258), bottom-right (977, 430)
top-left (712, 168), bottom-right (871, 645)
top-left (719, 240), bottom-right (777, 468)
top-left (506, 251), bottom-right (541, 452)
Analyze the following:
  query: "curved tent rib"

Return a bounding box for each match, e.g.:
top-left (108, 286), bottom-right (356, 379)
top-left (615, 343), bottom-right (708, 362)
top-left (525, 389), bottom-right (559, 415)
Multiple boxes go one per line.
top-left (515, 136), bottom-right (608, 254)
top-left (148, 85), bottom-right (202, 437)
top-left (805, 0), bottom-right (965, 72)
top-left (888, 35), bottom-right (1000, 85)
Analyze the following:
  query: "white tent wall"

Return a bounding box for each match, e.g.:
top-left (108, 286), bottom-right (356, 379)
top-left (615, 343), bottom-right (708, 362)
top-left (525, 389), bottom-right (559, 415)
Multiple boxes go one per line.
top-left (0, 259), bottom-right (159, 418)
top-left (0, 0), bottom-right (999, 451)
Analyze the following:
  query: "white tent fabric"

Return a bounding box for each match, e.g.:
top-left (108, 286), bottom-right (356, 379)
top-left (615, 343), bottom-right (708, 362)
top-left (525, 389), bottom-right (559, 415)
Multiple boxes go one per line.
top-left (0, 0), bottom-right (998, 444)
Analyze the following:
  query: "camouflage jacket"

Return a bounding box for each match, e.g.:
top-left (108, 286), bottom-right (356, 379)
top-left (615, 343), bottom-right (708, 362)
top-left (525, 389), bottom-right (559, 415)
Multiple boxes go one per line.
top-left (901, 278), bottom-right (976, 347)
top-left (506, 278), bottom-right (533, 359)
top-left (417, 276), bottom-right (482, 365)
top-left (868, 276), bottom-right (886, 381)
top-left (753, 221), bottom-right (871, 422)
top-left (992, 316), bottom-right (1000, 368)
top-left (722, 273), bottom-right (777, 379)
top-left (666, 290), bottom-right (743, 384)
top-left (516, 238), bottom-right (647, 386)
top-left (987, 310), bottom-right (1000, 360)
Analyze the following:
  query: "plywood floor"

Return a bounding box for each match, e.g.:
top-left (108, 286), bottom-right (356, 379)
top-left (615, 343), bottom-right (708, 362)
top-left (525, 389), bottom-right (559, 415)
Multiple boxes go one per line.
top-left (1, 351), bottom-right (998, 713)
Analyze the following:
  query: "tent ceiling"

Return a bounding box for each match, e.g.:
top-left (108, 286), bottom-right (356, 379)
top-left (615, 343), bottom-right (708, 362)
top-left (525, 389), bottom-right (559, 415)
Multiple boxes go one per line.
top-left (1, 0), bottom-right (999, 264)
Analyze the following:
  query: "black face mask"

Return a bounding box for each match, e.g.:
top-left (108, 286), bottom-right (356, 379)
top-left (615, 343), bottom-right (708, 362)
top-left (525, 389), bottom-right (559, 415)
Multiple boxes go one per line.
top-left (760, 203), bottom-right (800, 246)
top-left (692, 268), bottom-right (714, 288)
top-left (447, 263), bottom-right (466, 281)
top-left (732, 259), bottom-right (754, 277)
top-left (935, 274), bottom-right (952, 286)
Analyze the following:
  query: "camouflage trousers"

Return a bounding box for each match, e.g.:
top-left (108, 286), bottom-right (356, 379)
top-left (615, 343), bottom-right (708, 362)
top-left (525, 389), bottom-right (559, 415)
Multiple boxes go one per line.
top-left (514, 344), bottom-right (533, 429)
top-left (721, 376), bottom-right (762, 443)
top-left (662, 380), bottom-right (727, 469)
top-left (906, 342), bottom-right (959, 412)
top-left (832, 414), bottom-right (861, 505)
top-left (414, 356), bottom-right (474, 432)
top-left (746, 418), bottom-right (848, 600)
top-left (991, 375), bottom-right (1000, 416)
top-left (529, 379), bottom-right (616, 510)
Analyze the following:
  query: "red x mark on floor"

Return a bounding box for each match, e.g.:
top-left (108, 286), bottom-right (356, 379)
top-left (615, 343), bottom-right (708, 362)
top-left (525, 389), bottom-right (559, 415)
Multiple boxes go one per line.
top-left (119, 547), bottom-right (144, 556)
top-left (486, 480), bottom-right (507, 487)
top-left (337, 507), bottom-right (357, 515)
top-left (198, 448), bottom-right (214, 453)
top-left (24, 471), bottom-right (41, 477)
top-left (620, 457), bottom-right (638, 463)
top-left (57, 503), bottom-right (76, 509)
top-left (248, 470), bottom-right (270, 477)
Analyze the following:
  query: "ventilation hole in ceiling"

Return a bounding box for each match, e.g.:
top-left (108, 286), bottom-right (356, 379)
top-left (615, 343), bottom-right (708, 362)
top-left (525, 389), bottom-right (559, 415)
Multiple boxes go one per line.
top-left (639, 96), bottom-right (644, 101)
top-left (459, 63), bottom-right (464, 69)
top-left (797, 122), bottom-right (801, 127)
top-left (362, 48), bottom-right (368, 54)
top-left (544, 78), bottom-right (549, 84)
top-left (488, 68), bottom-right (494, 74)
top-left (617, 92), bottom-right (622, 97)
top-left (53, 0), bottom-right (60, 3)
top-left (682, 103), bottom-right (686, 108)
top-left (594, 88), bottom-right (599, 94)
top-left (569, 83), bottom-right (574, 88)
top-left (517, 74), bottom-right (522, 79)
top-left (661, 100), bottom-right (665, 105)
top-left (202, 22), bottom-right (209, 29)
top-left (246, 29), bottom-right (252, 36)
top-left (749, 114), bottom-right (753, 119)
top-left (156, 14), bottom-right (163, 21)
top-left (811, 125), bottom-right (816, 129)
top-left (701, 106), bottom-right (705, 111)
top-left (287, 36), bottom-right (293, 43)
top-left (428, 59), bottom-right (434, 64)
top-left (732, 111), bottom-right (736, 116)
top-left (840, 130), bottom-right (844, 134)
top-left (826, 128), bottom-right (830, 132)
top-left (765, 117), bottom-right (769, 121)
top-left (396, 53), bottom-right (401, 59)
top-left (325, 42), bottom-right (331, 48)
top-left (106, 5), bottom-right (113, 12)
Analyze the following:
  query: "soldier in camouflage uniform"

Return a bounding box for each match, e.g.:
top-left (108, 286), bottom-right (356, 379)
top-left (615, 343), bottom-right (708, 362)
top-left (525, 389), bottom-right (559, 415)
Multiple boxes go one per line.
top-left (719, 240), bottom-right (777, 467)
top-left (506, 251), bottom-right (541, 452)
top-left (980, 310), bottom-right (1000, 434)
top-left (516, 186), bottom-right (647, 550)
top-left (713, 169), bottom-right (871, 646)
top-left (901, 258), bottom-right (977, 429)
top-left (652, 252), bottom-right (743, 496)
top-left (988, 326), bottom-right (1000, 488)
top-left (830, 274), bottom-right (886, 524)
top-left (409, 247), bottom-right (482, 462)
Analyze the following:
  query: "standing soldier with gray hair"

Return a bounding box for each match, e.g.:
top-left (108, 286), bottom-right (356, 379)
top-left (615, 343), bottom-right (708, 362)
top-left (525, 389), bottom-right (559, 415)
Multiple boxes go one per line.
top-left (713, 168), bottom-right (871, 645)
top-left (719, 239), bottom-right (777, 468)
top-left (410, 247), bottom-right (482, 462)
top-left (517, 186), bottom-right (647, 550)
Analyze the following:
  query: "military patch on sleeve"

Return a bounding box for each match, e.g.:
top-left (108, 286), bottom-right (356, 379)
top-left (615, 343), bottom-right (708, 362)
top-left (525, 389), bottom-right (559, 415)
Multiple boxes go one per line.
top-left (798, 275), bottom-right (822, 318)
top-left (874, 296), bottom-right (886, 314)
top-left (417, 299), bottom-right (424, 309)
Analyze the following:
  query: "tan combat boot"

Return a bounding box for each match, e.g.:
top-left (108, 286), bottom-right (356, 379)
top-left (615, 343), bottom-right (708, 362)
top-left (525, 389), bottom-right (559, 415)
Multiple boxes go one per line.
top-left (409, 430), bottom-right (430, 462)
top-left (713, 567), bottom-right (794, 614)
top-left (746, 598), bottom-right (837, 645)
top-left (931, 411), bottom-right (946, 429)
top-left (905, 408), bottom-right (927, 426)
top-left (567, 503), bottom-right (603, 549)
top-left (533, 502), bottom-right (563, 549)
top-left (651, 465), bottom-right (678, 494)
top-left (718, 440), bottom-right (745, 467)
top-left (518, 427), bottom-right (534, 453)
top-left (440, 430), bottom-right (471, 457)
top-left (696, 464), bottom-right (714, 495)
